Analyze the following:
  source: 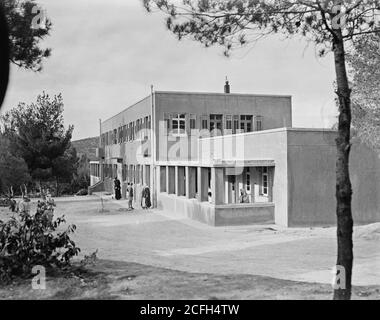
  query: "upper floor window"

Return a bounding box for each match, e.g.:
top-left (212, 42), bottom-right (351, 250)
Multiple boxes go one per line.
top-left (240, 115), bottom-right (253, 133)
top-left (190, 114), bottom-right (196, 130)
top-left (256, 116), bottom-right (263, 131)
top-left (233, 115), bottom-right (239, 134)
top-left (210, 114), bottom-right (223, 136)
top-left (172, 113), bottom-right (186, 135)
top-left (113, 129), bottom-right (117, 144)
top-left (201, 115), bottom-right (209, 130)
top-left (225, 115), bottom-right (232, 130)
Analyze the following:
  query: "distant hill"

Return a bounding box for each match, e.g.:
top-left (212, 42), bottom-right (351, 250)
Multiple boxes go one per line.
top-left (72, 136), bottom-right (98, 161)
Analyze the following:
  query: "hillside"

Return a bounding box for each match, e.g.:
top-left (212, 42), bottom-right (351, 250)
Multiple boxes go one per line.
top-left (72, 136), bottom-right (98, 160)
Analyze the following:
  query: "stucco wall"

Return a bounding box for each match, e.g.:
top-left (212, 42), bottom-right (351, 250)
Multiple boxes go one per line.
top-left (154, 92), bottom-right (292, 163)
top-left (286, 129), bottom-right (380, 226)
top-left (157, 192), bottom-right (275, 226)
top-left (101, 96), bottom-right (152, 165)
top-left (200, 129), bottom-right (289, 226)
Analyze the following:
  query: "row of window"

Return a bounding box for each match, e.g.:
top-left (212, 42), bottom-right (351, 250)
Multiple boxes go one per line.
top-left (101, 113), bottom-right (263, 146)
top-left (102, 163), bottom-right (145, 184)
top-left (101, 115), bottom-right (151, 146)
top-left (164, 113), bottom-right (263, 136)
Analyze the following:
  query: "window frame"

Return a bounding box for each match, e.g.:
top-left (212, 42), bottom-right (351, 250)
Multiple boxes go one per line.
top-left (261, 167), bottom-right (269, 196)
top-left (171, 113), bottom-right (187, 136)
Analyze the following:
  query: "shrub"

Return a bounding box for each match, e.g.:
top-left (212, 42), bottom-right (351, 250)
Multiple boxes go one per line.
top-left (0, 206), bottom-right (80, 284)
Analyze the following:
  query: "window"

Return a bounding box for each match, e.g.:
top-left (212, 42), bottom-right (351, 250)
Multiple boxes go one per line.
top-left (233, 115), bottom-right (239, 134)
top-left (240, 115), bottom-right (253, 133)
top-left (201, 115), bottom-right (209, 130)
top-left (172, 113), bottom-right (186, 135)
top-left (113, 129), bottom-right (117, 144)
top-left (190, 114), bottom-right (196, 130)
top-left (210, 114), bottom-right (223, 136)
top-left (262, 167), bottom-right (268, 196)
top-left (163, 113), bottom-right (171, 133)
top-left (256, 116), bottom-right (263, 131)
top-left (225, 115), bottom-right (232, 130)
top-left (246, 168), bottom-right (251, 192)
top-left (122, 125), bottom-right (126, 142)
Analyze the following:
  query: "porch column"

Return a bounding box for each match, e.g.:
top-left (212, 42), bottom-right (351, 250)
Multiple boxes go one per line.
top-left (168, 166), bottom-right (175, 194)
top-left (269, 167), bottom-right (274, 202)
top-left (197, 167), bottom-right (208, 202)
top-left (186, 166), bottom-right (196, 199)
top-left (166, 165), bottom-right (170, 193)
top-left (175, 166), bottom-right (179, 196)
top-left (211, 167), bottom-right (225, 205)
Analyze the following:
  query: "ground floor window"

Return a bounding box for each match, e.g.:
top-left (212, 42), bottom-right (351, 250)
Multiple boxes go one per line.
top-left (262, 167), bottom-right (268, 196)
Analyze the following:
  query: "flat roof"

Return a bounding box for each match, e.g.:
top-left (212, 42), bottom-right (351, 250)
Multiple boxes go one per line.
top-left (155, 90), bottom-right (292, 99)
top-left (102, 90), bottom-right (293, 125)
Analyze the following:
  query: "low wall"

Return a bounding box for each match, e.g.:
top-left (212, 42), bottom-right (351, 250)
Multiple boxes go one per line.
top-left (157, 192), bottom-right (275, 226)
top-left (214, 203), bottom-right (275, 226)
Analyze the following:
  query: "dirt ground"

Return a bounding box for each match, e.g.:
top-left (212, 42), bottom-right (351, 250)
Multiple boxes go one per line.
top-left (1, 195), bottom-right (379, 300)
top-left (0, 259), bottom-right (379, 300)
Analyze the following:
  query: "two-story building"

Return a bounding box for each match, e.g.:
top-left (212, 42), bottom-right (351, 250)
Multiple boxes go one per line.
top-left (89, 82), bottom-right (380, 227)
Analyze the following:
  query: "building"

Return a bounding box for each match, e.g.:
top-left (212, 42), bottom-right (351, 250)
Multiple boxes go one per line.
top-left (89, 82), bottom-right (380, 227)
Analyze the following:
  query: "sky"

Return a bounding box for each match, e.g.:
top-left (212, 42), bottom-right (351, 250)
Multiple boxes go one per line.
top-left (1, 0), bottom-right (339, 140)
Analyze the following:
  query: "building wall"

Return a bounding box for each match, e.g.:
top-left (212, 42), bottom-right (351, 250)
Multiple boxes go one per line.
top-left (199, 128), bottom-right (289, 226)
top-left (155, 92), bottom-right (292, 163)
top-left (286, 129), bottom-right (380, 226)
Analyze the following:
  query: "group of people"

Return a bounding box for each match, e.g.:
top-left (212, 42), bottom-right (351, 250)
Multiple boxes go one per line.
top-left (7, 189), bottom-right (55, 219)
top-left (113, 177), bottom-right (151, 210)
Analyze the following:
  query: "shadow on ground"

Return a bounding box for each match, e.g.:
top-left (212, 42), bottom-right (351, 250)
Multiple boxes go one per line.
top-left (1, 259), bottom-right (379, 300)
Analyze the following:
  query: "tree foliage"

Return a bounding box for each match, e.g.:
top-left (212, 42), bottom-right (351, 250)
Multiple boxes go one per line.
top-left (144, 0), bottom-right (380, 56)
top-left (348, 33), bottom-right (380, 152)
top-left (144, 0), bottom-right (380, 300)
top-left (1, 0), bottom-right (52, 71)
top-left (0, 134), bottom-right (31, 194)
top-left (1, 93), bottom-right (75, 183)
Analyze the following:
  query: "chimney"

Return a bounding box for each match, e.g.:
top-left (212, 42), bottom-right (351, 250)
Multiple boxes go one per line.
top-left (224, 77), bottom-right (230, 94)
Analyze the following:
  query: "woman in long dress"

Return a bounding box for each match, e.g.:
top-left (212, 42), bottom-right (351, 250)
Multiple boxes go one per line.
top-left (141, 185), bottom-right (151, 209)
top-left (114, 177), bottom-right (121, 200)
top-left (141, 185), bottom-right (147, 209)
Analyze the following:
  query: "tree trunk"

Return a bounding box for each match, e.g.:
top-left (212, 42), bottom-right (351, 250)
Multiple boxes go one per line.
top-left (332, 32), bottom-right (353, 300)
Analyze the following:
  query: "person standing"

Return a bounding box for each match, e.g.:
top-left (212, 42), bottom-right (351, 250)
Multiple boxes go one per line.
top-left (127, 182), bottom-right (134, 210)
top-left (114, 177), bottom-right (121, 200)
top-left (141, 185), bottom-right (147, 209)
top-left (145, 185), bottom-right (151, 209)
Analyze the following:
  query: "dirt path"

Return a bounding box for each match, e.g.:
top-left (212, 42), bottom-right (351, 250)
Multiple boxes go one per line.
top-left (1, 196), bottom-right (379, 299)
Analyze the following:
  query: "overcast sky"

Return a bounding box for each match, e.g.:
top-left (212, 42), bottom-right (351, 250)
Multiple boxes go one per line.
top-left (1, 0), bottom-right (338, 140)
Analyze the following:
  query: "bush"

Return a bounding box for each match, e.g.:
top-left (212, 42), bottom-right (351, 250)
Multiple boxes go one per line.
top-left (0, 206), bottom-right (80, 284)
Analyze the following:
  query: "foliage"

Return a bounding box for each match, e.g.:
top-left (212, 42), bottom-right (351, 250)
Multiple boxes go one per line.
top-left (144, 0), bottom-right (380, 56)
top-left (0, 134), bottom-right (31, 194)
top-left (1, 0), bottom-right (51, 71)
top-left (0, 207), bottom-right (80, 284)
top-left (347, 33), bottom-right (380, 153)
top-left (1, 92), bottom-right (75, 183)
